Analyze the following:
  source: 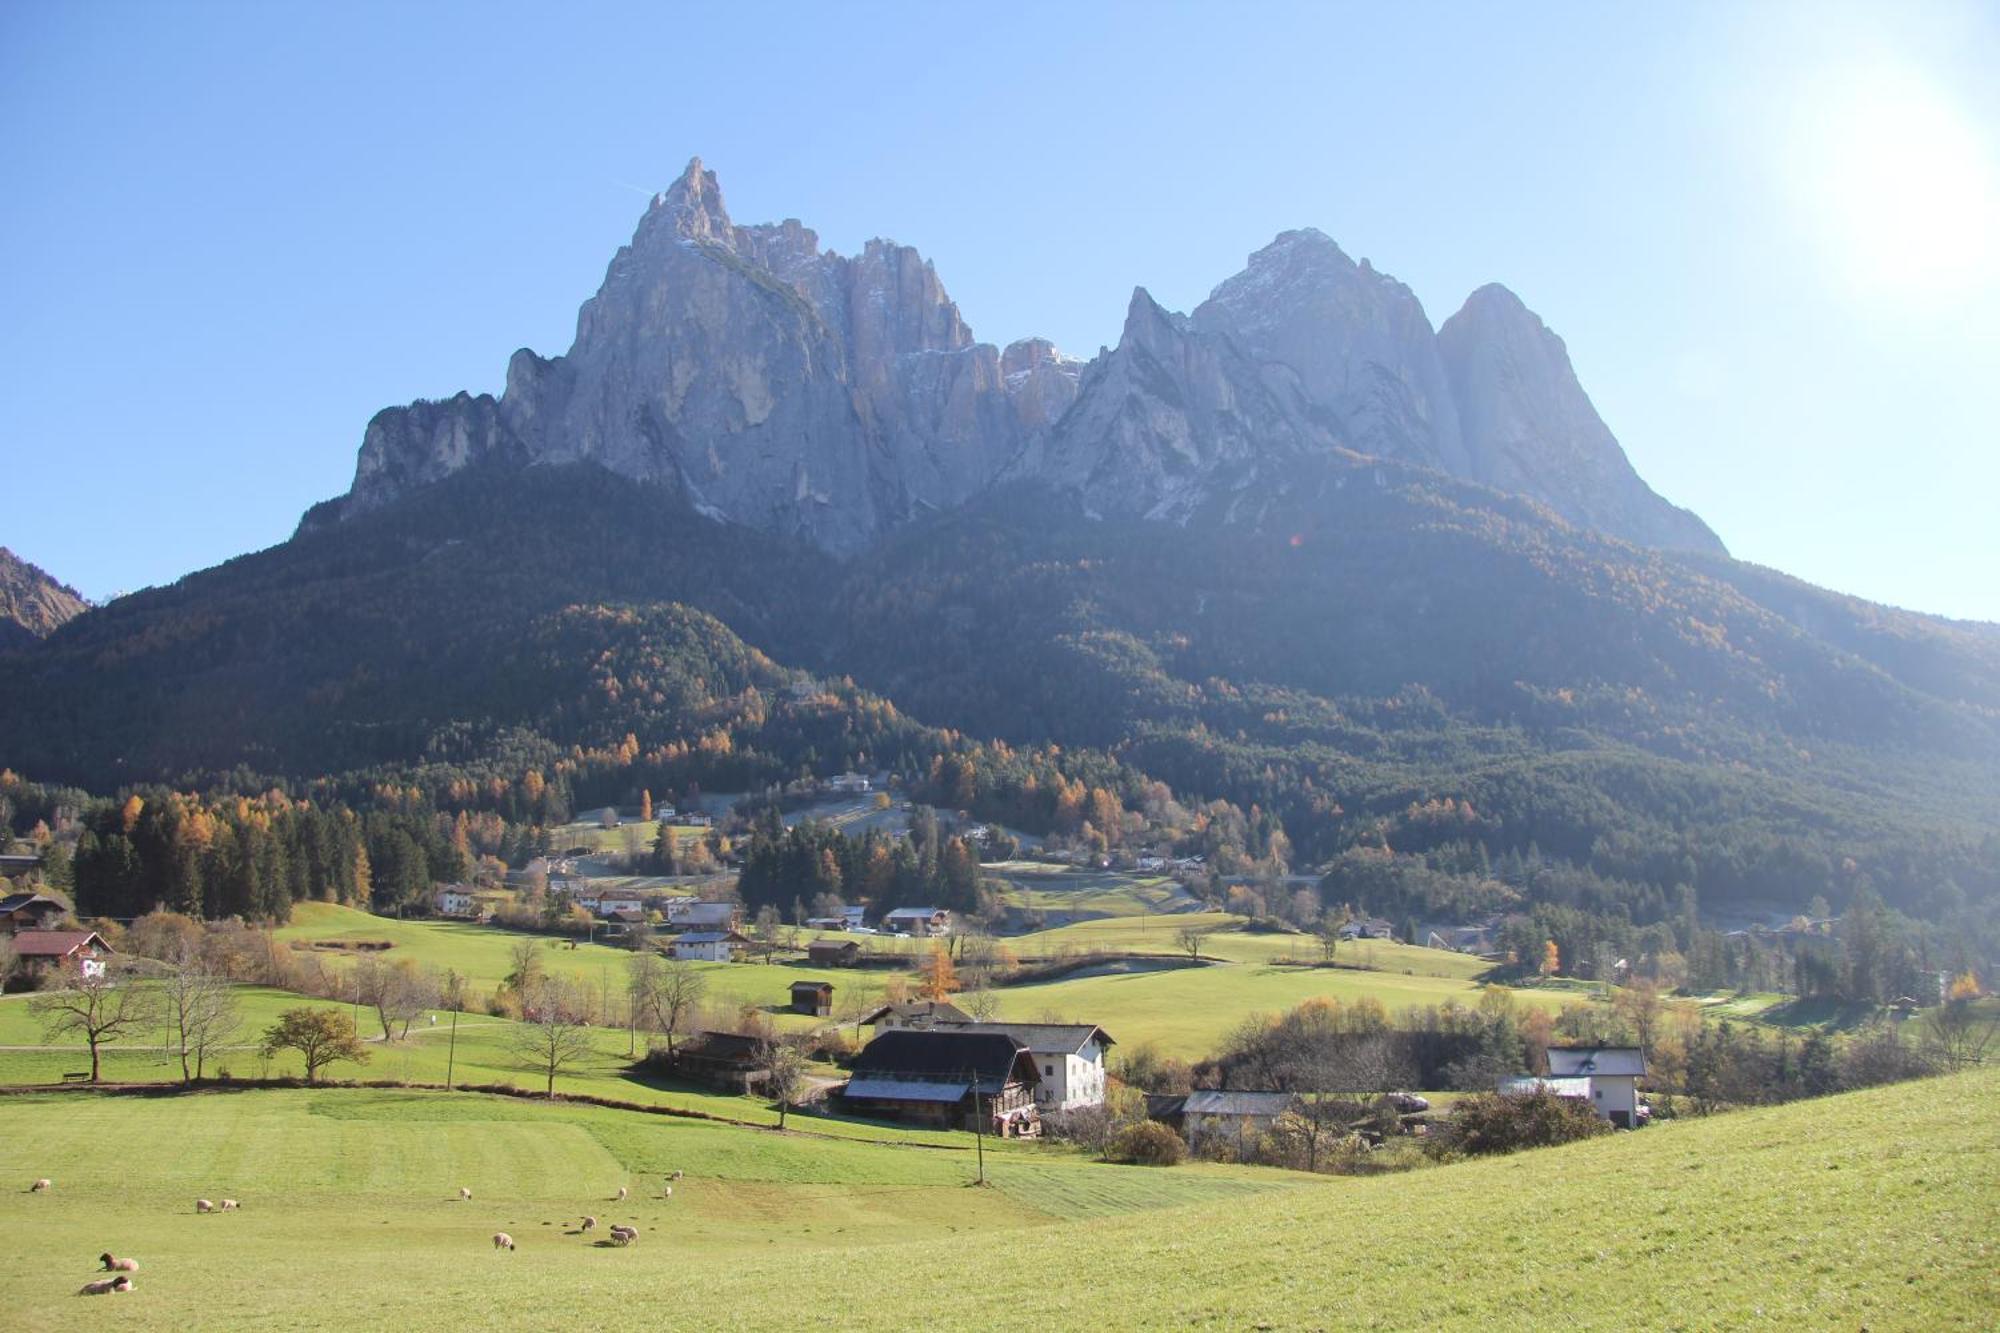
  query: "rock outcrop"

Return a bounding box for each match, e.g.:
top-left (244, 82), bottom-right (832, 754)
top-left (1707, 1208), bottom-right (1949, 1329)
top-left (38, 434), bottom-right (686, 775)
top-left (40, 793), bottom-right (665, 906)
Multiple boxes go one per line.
top-left (325, 158), bottom-right (1719, 556)
top-left (0, 547), bottom-right (88, 648)
top-left (1438, 284), bottom-right (1722, 554)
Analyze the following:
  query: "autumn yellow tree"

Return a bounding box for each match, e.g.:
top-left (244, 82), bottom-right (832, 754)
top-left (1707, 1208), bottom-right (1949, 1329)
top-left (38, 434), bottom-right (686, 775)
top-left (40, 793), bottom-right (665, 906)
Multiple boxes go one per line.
top-left (1541, 940), bottom-right (1561, 979)
top-left (918, 942), bottom-right (959, 1001)
top-left (640, 789), bottom-right (654, 823)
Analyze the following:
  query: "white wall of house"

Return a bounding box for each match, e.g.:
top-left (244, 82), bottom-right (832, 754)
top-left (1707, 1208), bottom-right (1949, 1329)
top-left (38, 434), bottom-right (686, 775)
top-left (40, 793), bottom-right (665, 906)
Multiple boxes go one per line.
top-left (1588, 1074), bottom-right (1639, 1125)
top-left (670, 939), bottom-right (735, 962)
top-left (1032, 1040), bottom-right (1109, 1111)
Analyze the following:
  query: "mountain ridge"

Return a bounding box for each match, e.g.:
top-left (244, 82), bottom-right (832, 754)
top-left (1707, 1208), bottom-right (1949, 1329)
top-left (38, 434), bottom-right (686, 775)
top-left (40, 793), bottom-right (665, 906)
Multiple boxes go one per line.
top-left (310, 157), bottom-right (1722, 558)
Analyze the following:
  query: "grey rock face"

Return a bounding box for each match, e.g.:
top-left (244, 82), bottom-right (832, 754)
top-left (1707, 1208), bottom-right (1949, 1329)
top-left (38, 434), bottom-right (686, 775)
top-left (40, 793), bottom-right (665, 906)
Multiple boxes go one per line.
top-left (333, 159), bottom-right (1718, 556)
top-left (1192, 229), bottom-right (1468, 475)
top-left (344, 159), bottom-right (1074, 552)
top-left (1438, 284), bottom-right (1724, 555)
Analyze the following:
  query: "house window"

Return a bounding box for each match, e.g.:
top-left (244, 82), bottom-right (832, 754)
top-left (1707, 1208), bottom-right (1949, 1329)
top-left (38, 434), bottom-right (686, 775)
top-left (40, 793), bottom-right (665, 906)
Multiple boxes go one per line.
top-left (1044, 1063), bottom-right (1054, 1076)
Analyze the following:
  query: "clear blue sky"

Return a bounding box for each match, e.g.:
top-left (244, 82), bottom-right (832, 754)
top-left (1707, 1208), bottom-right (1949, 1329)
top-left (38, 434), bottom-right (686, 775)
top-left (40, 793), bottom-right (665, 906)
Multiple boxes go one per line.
top-left (4, 1), bottom-right (1996, 620)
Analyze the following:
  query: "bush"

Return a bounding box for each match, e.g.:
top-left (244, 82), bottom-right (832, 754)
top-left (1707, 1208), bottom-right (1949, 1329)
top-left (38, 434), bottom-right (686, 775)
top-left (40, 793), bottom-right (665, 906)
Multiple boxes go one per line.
top-left (1426, 1089), bottom-right (1611, 1159)
top-left (1108, 1120), bottom-right (1186, 1166)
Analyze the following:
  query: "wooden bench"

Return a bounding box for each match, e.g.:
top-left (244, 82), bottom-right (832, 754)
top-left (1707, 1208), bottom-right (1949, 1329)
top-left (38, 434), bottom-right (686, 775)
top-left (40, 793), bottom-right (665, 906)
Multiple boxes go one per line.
top-left (60, 1072), bottom-right (91, 1084)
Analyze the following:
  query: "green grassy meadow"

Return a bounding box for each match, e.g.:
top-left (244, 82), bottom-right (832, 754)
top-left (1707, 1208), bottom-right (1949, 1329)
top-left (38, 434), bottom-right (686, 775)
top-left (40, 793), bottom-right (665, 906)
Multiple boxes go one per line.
top-left (0, 1067), bottom-right (1989, 1329)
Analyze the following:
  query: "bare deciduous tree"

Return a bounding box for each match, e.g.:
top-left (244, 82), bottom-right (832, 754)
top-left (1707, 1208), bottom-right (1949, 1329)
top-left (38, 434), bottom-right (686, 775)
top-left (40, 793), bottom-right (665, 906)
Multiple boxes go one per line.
top-left (30, 964), bottom-right (158, 1082)
top-left (509, 976), bottom-right (597, 1097)
top-left (165, 944), bottom-right (240, 1082)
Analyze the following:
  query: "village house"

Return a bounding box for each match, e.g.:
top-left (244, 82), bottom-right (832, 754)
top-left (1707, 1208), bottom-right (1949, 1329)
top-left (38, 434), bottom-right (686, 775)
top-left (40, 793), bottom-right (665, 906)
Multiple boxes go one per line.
top-left (669, 930), bottom-right (750, 963)
top-left (591, 896), bottom-right (645, 918)
top-left (937, 1022), bottom-right (1116, 1112)
top-left (681, 811), bottom-right (714, 828)
top-left (804, 916), bottom-right (846, 932)
top-left (841, 1029), bottom-right (1042, 1136)
top-left (827, 772), bottom-right (872, 794)
top-left (666, 1031), bottom-right (769, 1093)
top-left (881, 906), bottom-right (951, 938)
top-left (0, 853), bottom-right (44, 880)
top-left (1340, 916), bottom-right (1398, 941)
top-left (807, 938), bottom-right (861, 967)
top-left (790, 980), bottom-right (834, 1016)
top-left (1150, 1090), bottom-right (1298, 1155)
top-left (12, 929), bottom-right (114, 979)
top-left (840, 905), bottom-right (867, 930)
top-left (433, 884), bottom-right (477, 918)
top-left (1423, 923), bottom-right (1499, 955)
top-left (857, 999), bottom-right (973, 1032)
top-left (669, 900), bottom-right (738, 930)
top-left (0, 891), bottom-right (69, 933)
top-left (1543, 1044), bottom-right (1647, 1127)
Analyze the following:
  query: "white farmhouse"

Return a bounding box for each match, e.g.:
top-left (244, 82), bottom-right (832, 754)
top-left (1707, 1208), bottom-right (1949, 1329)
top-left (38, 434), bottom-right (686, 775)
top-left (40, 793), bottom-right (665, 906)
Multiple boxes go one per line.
top-left (1503, 1045), bottom-right (1648, 1128)
top-left (433, 884), bottom-right (477, 918)
top-left (1545, 1045), bottom-right (1647, 1127)
top-left (939, 1022), bottom-right (1116, 1111)
top-left (882, 906), bottom-right (951, 937)
top-left (669, 930), bottom-right (750, 962)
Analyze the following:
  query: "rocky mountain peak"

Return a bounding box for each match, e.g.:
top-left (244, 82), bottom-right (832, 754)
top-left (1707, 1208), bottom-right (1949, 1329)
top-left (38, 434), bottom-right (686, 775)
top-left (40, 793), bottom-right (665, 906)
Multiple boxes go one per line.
top-left (647, 156), bottom-right (732, 244)
top-left (1438, 284), bottom-right (1724, 554)
top-left (321, 160), bottom-right (1720, 558)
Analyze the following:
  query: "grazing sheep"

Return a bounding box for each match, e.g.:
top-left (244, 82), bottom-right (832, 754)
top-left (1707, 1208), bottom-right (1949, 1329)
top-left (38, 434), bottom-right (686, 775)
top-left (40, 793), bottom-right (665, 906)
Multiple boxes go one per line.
top-left (581, 1216), bottom-right (597, 1231)
top-left (608, 1225), bottom-right (638, 1246)
top-left (661, 1185), bottom-right (673, 1199)
top-left (98, 1254), bottom-right (140, 1273)
top-left (30, 1178), bottom-right (51, 1192)
top-left (220, 1199), bottom-right (240, 1211)
top-left (613, 1186), bottom-right (627, 1201)
top-left (459, 1187), bottom-right (472, 1201)
top-left (78, 1276), bottom-right (133, 1295)
top-left (195, 1199), bottom-right (217, 1214)
top-left (668, 1169), bottom-right (684, 1181)
top-left (491, 1232), bottom-right (515, 1251)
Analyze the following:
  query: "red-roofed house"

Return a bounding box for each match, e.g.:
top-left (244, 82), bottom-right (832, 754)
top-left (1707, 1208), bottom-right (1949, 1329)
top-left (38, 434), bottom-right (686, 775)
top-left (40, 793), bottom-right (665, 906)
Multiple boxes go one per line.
top-left (12, 930), bottom-right (114, 979)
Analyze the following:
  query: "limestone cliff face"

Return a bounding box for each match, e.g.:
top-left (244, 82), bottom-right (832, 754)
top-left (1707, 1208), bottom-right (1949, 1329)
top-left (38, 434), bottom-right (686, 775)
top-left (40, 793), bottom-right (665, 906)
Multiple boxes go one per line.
top-left (342, 159), bottom-right (1078, 551)
top-left (329, 158), bottom-right (1717, 556)
top-left (1193, 229), bottom-right (1468, 475)
top-left (1437, 284), bottom-right (1724, 555)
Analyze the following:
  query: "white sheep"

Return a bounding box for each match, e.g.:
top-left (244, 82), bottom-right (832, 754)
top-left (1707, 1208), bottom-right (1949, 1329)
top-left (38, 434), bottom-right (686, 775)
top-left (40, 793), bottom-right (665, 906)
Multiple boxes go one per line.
top-left (195, 1198), bottom-right (217, 1214)
top-left (459, 1187), bottom-right (472, 1201)
top-left (608, 1224), bottom-right (638, 1246)
top-left (668, 1169), bottom-right (684, 1181)
top-left (30, 1178), bottom-right (51, 1192)
top-left (661, 1185), bottom-right (672, 1199)
top-left (581, 1216), bottom-right (597, 1231)
top-left (220, 1199), bottom-right (240, 1211)
top-left (492, 1232), bottom-right (515, 1251)
top-left (78, 1276), bottom-right (133, 1295)
top-left (613, 1185), bottom-right (627, 1201)
top-left (98, 1253), bottom-right (140, 1273)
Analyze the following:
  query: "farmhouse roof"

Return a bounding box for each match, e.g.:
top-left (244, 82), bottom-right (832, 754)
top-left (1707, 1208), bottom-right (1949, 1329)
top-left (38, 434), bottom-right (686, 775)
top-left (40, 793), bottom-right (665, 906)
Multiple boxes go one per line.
top-left (934, 1021), bottom-right (1116, 1055)
top-left (0, 891), bottom-right (65, 914)
top-left (11, 929), bottom-right (111, 958)
top-left (843, 1076), bottom-right (971, 1102)
top-left (791, 980), bottom-right (833, 995)
top-left (884, 906), bottom-right (943, 919)
top-left (808, 938), bottom-right (859, 957)
top-left (676, 1031), bottom-right (766, 1063)
top-left (858, 1000), bottom-right (972, 1026)
top-left (850, 1029), bottom-right (1036, 1094)
top-left (675, 930), bottom-right (748, 945)
top-left (1182, 1090), bottom-right (1297, 1118)
top-left (1546, 1045), bottom-right (1647, 1078)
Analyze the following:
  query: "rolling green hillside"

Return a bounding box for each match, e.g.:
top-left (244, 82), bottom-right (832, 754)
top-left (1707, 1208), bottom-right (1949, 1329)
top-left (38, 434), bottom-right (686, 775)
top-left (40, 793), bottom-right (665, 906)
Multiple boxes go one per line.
top-left (0, 1065), bottom-right (1988, 1329)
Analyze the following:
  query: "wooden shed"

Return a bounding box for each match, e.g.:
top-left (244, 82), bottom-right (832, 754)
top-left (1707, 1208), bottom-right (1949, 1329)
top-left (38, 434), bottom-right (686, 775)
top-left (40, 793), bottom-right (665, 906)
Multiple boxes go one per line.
top-left (790, 980), bottom-right (834, 1017)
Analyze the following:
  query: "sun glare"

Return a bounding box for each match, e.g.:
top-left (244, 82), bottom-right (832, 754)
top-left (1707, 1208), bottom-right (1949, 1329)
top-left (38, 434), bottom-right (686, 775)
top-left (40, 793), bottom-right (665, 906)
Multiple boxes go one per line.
top-left (1792, 67), bottom-right (1999, 297)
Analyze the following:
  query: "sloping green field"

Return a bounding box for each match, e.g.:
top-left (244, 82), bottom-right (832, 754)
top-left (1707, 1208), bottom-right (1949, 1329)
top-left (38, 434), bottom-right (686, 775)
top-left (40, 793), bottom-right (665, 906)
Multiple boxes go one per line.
top-left (0, 1070), bottom-right (1990, 1328)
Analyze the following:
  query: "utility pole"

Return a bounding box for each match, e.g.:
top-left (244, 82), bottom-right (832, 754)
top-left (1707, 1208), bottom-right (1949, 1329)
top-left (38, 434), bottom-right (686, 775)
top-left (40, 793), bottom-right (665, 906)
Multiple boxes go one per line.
top-left (970, 1066), bottom-right (987, 1186)
top-left (444, 968), bottom-right (463, 1091)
